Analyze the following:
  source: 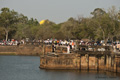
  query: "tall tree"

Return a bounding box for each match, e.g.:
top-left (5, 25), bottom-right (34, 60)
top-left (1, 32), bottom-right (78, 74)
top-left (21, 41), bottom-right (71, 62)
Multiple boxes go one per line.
top-left (91, 7), bottom-right (120, 44)
top-left (0, 27), bottom-right (5, 39)
top-left (36, 20), bottom-right (56, 40)
top-left (60, 17), bottom-right (78, 40)
top-left (91, 8), bottom-right (106, 18)
top-left (0, 7), bottom-right (18, 41)
top-left (107, 6), bottom-right (120, 41)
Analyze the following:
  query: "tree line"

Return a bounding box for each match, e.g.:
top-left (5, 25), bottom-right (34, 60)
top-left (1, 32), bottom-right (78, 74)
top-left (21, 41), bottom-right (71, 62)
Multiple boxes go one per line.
top-left (0, 6), bottom-right (120, 44)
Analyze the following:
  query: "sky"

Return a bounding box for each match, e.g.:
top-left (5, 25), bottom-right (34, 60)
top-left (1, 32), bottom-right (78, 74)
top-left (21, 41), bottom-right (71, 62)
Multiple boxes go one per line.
top-left (0, 0), bottom-right (120, 24)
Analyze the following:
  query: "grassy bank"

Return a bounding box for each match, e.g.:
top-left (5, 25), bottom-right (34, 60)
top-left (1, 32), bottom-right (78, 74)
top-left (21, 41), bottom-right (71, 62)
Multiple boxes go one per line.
top-left (0, 52), bottom-right (42, 56)
top-left (0, 52), bottom-right (17, 55)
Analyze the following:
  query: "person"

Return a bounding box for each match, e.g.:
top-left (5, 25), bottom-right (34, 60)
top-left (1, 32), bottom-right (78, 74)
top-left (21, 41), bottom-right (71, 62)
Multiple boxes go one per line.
top-left (113, 43), bottom-right (116, 52)
top-left (52, 43), bottom-right (56, 52)
top-left (52, 43), bottom-right (54, 52)
top-left (57, 40), bottom-right (59, 45)
top-left (70, 41), bottom-right (72, 49)
top-left (17, 41), bottom-right (20, 46)
top-left (72, 41), bottom-right (74, 49)
top-left (67, 45), bottom-right (70, 54)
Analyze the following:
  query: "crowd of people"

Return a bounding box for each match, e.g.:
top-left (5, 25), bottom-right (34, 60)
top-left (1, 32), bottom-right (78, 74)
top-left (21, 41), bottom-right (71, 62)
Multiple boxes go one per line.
top-left (44, 39), bottom-right (120, 53)
top-left (1, 38), bottom-right (120, 53)
top-left (0, 39), bottom-right (24, 46)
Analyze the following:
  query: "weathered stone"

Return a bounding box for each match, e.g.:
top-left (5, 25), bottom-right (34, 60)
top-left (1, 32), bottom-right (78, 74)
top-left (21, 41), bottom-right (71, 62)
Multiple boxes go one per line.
top-left (40, 45), bottom-right (120, 73)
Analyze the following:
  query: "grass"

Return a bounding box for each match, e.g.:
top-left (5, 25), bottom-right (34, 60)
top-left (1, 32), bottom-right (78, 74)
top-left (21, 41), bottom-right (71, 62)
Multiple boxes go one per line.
top-left (0, 52), bottom-right (17, 55)
top-left (0, 52), bottom-right (41, 56)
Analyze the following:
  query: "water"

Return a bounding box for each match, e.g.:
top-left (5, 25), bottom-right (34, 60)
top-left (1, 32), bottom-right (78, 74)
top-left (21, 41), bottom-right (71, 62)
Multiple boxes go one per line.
top-left (0, 56), bottom-right (120, 80)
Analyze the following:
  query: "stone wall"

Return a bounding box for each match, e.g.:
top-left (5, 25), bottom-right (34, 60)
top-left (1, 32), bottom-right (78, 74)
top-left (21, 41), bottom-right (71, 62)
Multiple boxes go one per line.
top-left (116, 56), bottom-right (120, 73)
top-left (16, 45), bottom-right (42, 55)
top-left (40, 52), bottom-right (120, 73)
top-left (0, 45), bottom-right (67, 56)
top-left (0, 46), bottom-right (17, 52)
top-left (40, 54), bottom-right (80, 69)
top-left (0, 45), bottom-right (42, 56)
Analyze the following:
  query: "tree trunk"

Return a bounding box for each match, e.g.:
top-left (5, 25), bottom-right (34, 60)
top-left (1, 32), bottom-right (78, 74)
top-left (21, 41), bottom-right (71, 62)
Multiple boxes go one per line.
top-left (101, 27), bottom-right (107, 45)
top-left (5, 30), bottom-right (8, 41)
top-left (104, 39), bottom-right (107, 45)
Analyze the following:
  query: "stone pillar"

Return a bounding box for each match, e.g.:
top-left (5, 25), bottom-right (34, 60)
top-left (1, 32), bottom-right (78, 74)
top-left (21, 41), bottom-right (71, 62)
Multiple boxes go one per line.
top-left (42, 44), bottom-right (45, 56)
top-left (114, 61), bottom-right (117, 73)
top-left (110, 56), bottom-right (112, 71)
top-left (77, 57), bottom-right (81, 69)
top-left (96, 56), bottom-right (99, 71)
top-left (88, 54), bottom-right (89, 70)
top-left (85, 54), bottom-right (89, 70)
top-left (61, 47), bottom-right (63, 53)
top-left (114, 55), bottom-right (117, 73)
top-left (106, 55), bottom-right (109, 71)
top-left (79, 55), bottom-right (81, 70)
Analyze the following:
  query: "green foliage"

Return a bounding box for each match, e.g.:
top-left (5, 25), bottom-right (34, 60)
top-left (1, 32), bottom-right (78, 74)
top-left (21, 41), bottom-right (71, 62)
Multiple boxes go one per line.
top-left (0, 7), bottom-right (18, 41)
top-left (0, 6), bottom-right (120, 43)
top-left (0, 27), bottom-right (5, 39)
top-left (91, 8), bottom-right (106, 18)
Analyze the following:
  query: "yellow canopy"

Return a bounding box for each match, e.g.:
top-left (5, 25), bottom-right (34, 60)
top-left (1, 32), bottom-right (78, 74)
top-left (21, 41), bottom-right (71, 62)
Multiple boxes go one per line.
top-left (39, 20), bottom-right (46, 25)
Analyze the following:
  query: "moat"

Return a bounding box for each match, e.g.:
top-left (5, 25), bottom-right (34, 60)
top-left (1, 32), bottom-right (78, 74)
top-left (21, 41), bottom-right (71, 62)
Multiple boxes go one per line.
top-left (0, 56), bottom-right (120, 80)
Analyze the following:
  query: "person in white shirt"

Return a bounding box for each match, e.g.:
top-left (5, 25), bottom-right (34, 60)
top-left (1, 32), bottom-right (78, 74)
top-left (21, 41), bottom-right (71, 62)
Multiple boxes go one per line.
top-left (67, 45), bottom-right (70, 54)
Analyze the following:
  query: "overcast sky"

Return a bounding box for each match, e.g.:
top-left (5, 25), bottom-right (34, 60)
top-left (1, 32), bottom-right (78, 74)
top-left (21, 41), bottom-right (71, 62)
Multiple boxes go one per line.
top-left (0, 0), bottom-right (120, 24)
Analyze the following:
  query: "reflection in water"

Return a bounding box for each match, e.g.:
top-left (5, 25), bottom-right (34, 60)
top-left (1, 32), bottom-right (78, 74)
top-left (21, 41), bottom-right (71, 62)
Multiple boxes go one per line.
top-left (44, 70), bottom-right (120, 80)
top-left (0, 55), bottom-right (120, 80)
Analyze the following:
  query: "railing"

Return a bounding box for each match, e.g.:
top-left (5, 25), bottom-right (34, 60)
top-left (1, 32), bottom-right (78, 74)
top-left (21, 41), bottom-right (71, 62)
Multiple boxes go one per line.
top-left (79, 45), bottom-right (111, 51)
top-left (25, 42), bottom-right (42, 45)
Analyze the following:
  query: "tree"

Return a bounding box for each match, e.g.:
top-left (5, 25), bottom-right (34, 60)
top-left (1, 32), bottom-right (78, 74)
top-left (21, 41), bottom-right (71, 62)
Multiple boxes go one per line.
top-left (91, 7), bottom-right (120, 44)
top-left (36, 20), bottom-right (56, 40)
top-left (13, 14), bottom-right (28, 40)
top-left (107, 6), bottom-right (120, 41)
top-left (91, 8), bottom-right (106, 18)
top-left (74, 18), bottom-right (96, 40)
top-left (0, 27), bottom-right (5, 39)
top-left (60, 17), bottom-right (78, 40)
top-left (0, 7), bottom-right (18, 41)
